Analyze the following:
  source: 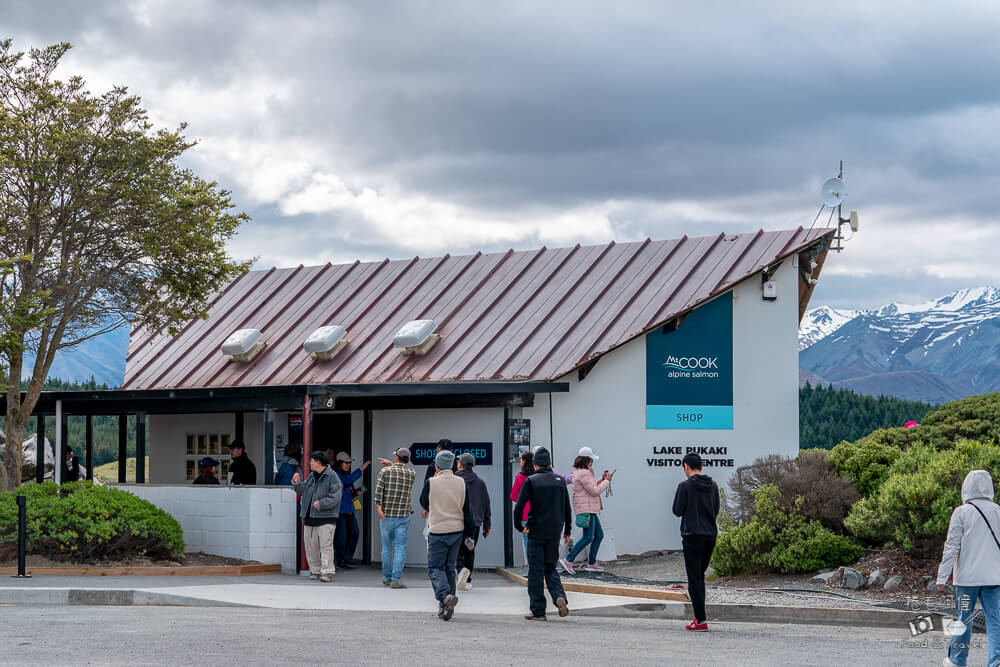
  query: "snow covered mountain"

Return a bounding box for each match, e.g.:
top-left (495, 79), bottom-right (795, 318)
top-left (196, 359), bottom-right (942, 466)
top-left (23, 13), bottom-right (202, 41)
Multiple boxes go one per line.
top-left (799, 306), bottom-right (860, 350)
top-left (799, 287), bottom-right (1000, 402)
top-left (20, 325), bottom-right (129, 388)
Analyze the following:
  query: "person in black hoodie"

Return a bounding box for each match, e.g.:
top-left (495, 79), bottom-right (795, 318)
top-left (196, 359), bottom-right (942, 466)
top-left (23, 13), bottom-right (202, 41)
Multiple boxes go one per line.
top-left (672, 452), bottom-right (720, 632)
top-left (455, 453), bottom-right (491, 590)
top-left (513, 447), bottom-right (571, 621)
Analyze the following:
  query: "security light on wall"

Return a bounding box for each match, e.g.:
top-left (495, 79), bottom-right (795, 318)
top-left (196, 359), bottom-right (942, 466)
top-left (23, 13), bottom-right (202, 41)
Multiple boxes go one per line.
top-left (393, 319), bottom-right (440, 356)
top-left (303, 325), bottom-right (348, 360)
top-left (221, 328), bottom-right (265, 362)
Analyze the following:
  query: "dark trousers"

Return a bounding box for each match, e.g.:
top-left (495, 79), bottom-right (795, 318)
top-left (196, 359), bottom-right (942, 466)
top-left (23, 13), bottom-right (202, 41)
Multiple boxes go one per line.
top-left (526, 536), bottom-right (567, 617)
top-left (334, 513), bottom-right (359, 564)
top-left (682, 534), bottom-right (716, 623)
top-left (427, 531), bottom-right (462, 602)
top-left (455, 525), bottom-right (481, 581)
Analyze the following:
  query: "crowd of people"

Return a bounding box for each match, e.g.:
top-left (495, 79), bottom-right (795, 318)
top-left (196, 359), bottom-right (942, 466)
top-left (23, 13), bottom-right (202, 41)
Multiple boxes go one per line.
top-left (182, 434), bottom-right (1000, 655)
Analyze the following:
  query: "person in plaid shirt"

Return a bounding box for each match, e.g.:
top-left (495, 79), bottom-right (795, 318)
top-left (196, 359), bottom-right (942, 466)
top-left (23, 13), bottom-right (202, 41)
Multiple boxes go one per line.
top-left (375, 447), bottom-right (417, 587)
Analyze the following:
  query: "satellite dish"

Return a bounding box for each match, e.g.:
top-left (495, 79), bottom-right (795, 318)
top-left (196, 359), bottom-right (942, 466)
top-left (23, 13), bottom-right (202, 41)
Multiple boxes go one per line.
top-left (821, 177), bottom-right (846, 207)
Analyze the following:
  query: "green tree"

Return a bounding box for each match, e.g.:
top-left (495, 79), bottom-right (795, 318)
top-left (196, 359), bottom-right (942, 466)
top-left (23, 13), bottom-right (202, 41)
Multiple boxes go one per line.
top-left (0, 41), bottom-right (250, 489)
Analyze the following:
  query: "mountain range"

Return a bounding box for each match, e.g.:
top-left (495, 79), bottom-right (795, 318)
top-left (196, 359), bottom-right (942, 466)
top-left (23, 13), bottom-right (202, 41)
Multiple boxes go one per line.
top-left (799, 286), bottom-right (1000, 403)
top-left (20, 326), bottom-right (130, 388)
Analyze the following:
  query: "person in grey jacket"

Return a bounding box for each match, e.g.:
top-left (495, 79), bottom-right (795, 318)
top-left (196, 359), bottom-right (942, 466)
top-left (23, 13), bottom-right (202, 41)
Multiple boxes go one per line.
top-left (293, 451), bottom-right (342, 582)
top-left (937, 469), bottom-right (1000, 667)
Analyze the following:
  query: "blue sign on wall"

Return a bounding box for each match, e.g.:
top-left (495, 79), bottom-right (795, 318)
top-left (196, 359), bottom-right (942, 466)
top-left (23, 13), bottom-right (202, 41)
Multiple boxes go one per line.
top-left (645, 292), bottom-right (734, 429)
top-left (410, 442), bottom-right (493, 466)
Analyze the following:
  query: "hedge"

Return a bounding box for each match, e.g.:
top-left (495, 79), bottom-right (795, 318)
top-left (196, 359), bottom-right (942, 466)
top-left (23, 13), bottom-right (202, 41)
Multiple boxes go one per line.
top-left (0, 481), bottom-right (184, 561)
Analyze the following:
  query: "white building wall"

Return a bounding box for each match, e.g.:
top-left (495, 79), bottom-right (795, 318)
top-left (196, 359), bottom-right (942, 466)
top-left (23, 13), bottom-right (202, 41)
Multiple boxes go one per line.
top-left (370, 408), bottom-right (505, 567)
top-left (119, 484), bottom-right (298, 572)
top-left (524, 261), bottom-right (800, 557)
top-left (148, 412), bottom-right (264, 484)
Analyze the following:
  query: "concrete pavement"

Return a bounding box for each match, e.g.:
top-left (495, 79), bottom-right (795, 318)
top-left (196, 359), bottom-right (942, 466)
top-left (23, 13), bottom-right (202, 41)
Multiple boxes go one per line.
top-left (0, 605), bottom-right (982, 666)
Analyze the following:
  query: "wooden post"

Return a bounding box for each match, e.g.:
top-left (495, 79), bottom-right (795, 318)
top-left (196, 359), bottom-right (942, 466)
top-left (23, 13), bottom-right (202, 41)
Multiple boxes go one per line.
top-left (135, 412), bottom-right (146, 484)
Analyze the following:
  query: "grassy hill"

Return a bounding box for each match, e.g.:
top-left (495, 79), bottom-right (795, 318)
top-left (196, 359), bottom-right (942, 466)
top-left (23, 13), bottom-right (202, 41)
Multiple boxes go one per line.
top-left (93, 457), bottom-right (149, 484)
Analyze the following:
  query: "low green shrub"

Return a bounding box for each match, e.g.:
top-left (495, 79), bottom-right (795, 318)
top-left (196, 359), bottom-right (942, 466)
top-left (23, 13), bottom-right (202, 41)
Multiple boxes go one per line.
top-left (828, 430), bottom-right (908, 496)
top-left (711, 485), bottom-right (863, 575)
top-left (921, 393), bottom-right (1000, 444)
top-left (0, 481), bottom-right (184, 561)
top-left (843, 440), bottom-right (1000, 555)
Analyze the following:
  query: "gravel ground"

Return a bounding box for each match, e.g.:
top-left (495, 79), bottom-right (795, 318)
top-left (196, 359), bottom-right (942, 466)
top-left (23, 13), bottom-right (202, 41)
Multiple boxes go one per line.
top-left (536, 551), bottom-right (956, 612)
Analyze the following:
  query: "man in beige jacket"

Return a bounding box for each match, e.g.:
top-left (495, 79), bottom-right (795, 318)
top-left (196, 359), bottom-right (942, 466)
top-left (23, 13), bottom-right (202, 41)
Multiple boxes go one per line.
top-left (419, 449), bottom-right (476, 621)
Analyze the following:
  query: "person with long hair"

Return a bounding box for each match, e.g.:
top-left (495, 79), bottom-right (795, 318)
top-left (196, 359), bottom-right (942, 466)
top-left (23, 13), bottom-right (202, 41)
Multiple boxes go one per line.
top-left (511, 451), bottom-right (535, 562)
top-left (560, 446), bottom-right (610, 574)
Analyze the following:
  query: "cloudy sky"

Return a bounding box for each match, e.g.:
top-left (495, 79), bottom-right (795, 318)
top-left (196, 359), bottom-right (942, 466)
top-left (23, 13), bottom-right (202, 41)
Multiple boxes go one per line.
top-left (4, 1), bottom-right (999, 310)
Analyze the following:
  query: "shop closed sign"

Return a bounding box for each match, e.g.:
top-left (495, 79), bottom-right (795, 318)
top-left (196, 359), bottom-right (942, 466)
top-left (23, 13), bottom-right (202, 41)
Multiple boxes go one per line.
top-left (411, 442), bottom-right (493, 466)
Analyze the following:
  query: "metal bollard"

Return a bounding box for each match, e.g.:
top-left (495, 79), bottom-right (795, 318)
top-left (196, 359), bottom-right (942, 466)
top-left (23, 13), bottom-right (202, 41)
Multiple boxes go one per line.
top-left (12, 495), bottom-right (31, 578)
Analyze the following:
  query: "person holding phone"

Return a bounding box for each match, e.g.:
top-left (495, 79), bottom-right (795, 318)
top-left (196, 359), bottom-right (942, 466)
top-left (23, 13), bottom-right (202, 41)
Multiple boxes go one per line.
top-left (561, 446), bottom-right (611, 574)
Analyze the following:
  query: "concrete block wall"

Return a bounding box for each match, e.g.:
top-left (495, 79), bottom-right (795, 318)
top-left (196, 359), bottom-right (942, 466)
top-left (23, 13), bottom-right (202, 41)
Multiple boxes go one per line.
top-left (119, 485), bottom-right (298, 573)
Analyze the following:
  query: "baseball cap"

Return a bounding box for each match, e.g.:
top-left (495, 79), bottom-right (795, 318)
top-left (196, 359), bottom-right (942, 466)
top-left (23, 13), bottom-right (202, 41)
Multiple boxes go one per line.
top-left (577, 446), bottom-right (600, 462)
top-left (335, 452), bottom-right (353, 463)
top-left (199, 456), bottom-right (219, 468)
top-left (394, 447), bottom-right (411, 459)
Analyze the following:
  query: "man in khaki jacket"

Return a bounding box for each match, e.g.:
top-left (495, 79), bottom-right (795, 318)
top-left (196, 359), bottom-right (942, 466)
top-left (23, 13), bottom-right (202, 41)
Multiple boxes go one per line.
top-left (419, 449), bottom-right (476, 621)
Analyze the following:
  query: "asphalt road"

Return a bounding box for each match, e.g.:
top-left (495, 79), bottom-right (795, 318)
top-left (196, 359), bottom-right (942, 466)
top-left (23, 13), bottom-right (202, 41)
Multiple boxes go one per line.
top-left (0, 605), bottom-right (985, 666)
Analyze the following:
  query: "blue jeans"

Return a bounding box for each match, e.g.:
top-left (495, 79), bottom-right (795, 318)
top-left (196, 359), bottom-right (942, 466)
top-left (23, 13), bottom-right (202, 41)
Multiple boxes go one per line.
top-left (948, 585), bottom-right (1000, 667)
top-left (567, 513), bottom-right (603, 564)
top-left (379, 517), bottom-right (410, 582)
top-left (427, 531), bottom-right (462, 602)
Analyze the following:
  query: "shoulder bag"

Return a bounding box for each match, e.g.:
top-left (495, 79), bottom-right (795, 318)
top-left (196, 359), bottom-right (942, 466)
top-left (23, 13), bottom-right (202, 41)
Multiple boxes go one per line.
top-left (966, 500), bottom-right (1000, 552)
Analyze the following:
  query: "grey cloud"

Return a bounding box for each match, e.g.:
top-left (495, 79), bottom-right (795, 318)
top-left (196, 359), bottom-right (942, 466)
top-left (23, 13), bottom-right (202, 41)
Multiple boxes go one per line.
top-left (3, 1), bottom-right (1000, 307)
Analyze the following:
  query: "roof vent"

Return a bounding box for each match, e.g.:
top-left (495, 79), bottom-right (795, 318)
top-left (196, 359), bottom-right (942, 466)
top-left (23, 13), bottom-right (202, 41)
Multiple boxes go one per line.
top-left (303, 325), bottom-right (349, 360)
top-left (221, 328), bottom-right (265, 362)
top-left (393, 319), bottom-right (440, 356)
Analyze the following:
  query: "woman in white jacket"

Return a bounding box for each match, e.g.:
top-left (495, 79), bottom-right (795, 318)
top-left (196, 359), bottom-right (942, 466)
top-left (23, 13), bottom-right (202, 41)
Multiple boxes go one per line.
top-left (936, 469), bottom-right (1000, 667)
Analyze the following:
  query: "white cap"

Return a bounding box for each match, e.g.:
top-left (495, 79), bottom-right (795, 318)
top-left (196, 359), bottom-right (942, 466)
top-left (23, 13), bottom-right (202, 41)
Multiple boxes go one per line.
top-left (577, 446), bottom-right (599, 462)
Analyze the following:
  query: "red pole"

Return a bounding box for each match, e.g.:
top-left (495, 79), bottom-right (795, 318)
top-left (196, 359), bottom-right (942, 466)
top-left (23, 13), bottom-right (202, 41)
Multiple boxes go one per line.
top-left (299, 393), bottom-right (313, 572)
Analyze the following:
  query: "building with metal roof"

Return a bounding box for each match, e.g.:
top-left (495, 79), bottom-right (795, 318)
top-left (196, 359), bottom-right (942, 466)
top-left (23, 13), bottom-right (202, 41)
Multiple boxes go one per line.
top-left (31, 226), bottom-right (836, 571)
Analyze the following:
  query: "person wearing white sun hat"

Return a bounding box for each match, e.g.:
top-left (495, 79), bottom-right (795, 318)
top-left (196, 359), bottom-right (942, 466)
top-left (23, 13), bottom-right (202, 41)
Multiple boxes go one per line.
top-left (561, 446), bottom-right (612, 574)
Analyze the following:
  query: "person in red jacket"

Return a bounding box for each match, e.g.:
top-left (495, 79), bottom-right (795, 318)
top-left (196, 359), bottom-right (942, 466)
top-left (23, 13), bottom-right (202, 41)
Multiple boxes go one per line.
top-left (510, 451), bottom-right (535, 562)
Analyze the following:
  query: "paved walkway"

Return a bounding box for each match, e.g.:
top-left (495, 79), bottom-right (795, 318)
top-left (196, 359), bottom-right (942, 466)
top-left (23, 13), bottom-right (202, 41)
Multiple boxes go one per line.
top-left (0, 566), bottom-right (639, 616)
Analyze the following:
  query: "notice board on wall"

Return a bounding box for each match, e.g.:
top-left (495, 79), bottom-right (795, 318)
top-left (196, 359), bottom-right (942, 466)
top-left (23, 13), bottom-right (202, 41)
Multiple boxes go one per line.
top-left (645, 291), bottom-right (734, 430)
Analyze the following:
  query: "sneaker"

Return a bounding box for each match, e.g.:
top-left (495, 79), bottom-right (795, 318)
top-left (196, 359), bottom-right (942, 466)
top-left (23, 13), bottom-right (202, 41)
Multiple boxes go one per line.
top-left (309, 573), bottom-right (320, 580)
top-left (319, 574), bottom-right (333, 583)
top-left (524, 613), bottom-right (547, 621)
top-left (583, 563), bottom-right (605, 572)
top-left (942, 658), bottom-right (959, 667)
top-left (559, 558), bottom-right (576, 575)
top-left (457, 567), bottom-right (471, 591)
top-left (441, 594), bottom-right (458, 621)
top-left (684, 620), bottom-right (709, 631)
top-left (465, 582), bottom-right (473, 590)
top-left (390, 580), bottom-right (407, 589)
top-left (382, 578), bottom-right (391, 586)
top-left (555, 596), bottom-right (570, 618)
top-left (339, 561), bottom-right (357, 570)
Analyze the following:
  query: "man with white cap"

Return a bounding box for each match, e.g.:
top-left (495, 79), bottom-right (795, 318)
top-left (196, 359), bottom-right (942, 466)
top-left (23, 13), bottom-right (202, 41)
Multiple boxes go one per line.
top-left (562, 446), bottom-right (611, 574)
top-left (937, 469), bottom-right (1000, 667)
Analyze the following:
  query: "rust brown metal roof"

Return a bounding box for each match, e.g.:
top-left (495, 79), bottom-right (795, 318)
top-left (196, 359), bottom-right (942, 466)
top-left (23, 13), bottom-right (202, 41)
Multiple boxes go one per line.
top-left (123, 227), bottom-right (834, 389)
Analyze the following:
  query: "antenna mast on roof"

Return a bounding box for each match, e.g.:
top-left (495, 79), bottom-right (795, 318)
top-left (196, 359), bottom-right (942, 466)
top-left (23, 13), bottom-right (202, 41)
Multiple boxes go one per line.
top-left (819, 160), bottom-right (859, 253)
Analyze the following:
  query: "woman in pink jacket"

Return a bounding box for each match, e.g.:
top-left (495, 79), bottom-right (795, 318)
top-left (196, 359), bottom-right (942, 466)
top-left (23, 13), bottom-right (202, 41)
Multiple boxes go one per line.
top-left (561, 446), bottom-right (610, 574)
